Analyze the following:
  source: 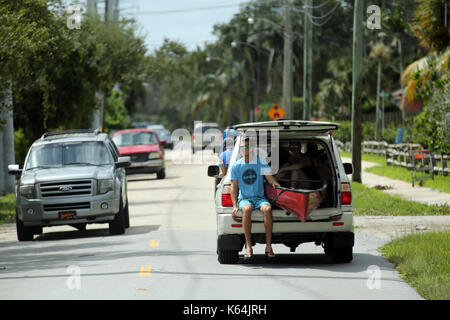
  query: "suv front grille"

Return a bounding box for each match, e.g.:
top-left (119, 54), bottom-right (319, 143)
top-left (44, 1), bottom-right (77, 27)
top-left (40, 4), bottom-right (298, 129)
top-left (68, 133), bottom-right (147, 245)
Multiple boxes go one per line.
top-left (40, 180), bottom-right (92, 198)
top-left (43, 202), bottom-right (90, 212)
top-left (129, 153), bottom-right (149, 162)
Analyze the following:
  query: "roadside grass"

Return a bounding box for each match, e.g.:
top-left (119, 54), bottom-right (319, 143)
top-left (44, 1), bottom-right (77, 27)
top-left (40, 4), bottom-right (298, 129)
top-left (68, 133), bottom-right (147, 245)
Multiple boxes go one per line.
top-left (379, 231), bottom-right (450, 300)
top-left (351, 182), bottom-right (450, 216)
top-left (0, 193), bottom-right (16, 225)
top-left (340, 151), bottom-right (450, 194)
top-left (340, 150), bottom-right (385, 165)
top-left (366, 165), bottom-right (450, 194)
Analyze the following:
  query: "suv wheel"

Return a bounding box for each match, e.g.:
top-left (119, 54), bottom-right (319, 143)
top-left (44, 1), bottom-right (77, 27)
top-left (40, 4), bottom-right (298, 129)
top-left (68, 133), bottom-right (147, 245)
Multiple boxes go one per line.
top-left (157, 168), bottom-right (166, 179)
top-left (123, 198), bottom-right (130, 228)
top-left (218, 249), bottom-right (239, 264)
top-left (16, 214), bottom-right (34, 241)
top-left (109, 197), bottom-right (125, 235)
top-left (331, 247), bottom-right (353, 263)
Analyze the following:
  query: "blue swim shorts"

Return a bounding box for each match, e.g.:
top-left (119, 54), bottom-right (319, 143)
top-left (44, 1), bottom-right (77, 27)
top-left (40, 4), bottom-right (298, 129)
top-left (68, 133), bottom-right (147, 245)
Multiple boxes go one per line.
top-left (238, 196), bottom-right (271, 210)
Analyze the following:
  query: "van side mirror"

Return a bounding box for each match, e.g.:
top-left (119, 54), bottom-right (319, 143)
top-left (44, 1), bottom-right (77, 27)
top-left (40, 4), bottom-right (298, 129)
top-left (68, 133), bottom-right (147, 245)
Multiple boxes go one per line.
top-left (116, 156), bottom-right (131, 168)
top-left (343, 163), bottom-right (353, 175)
top-left (8, 164), bottom-right (22, 179)
top-left (207, 165), bottom-right (220, 177)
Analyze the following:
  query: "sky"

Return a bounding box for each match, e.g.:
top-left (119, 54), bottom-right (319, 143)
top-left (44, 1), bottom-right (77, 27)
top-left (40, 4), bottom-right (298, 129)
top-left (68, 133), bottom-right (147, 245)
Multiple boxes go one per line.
top-left (115, 0), bottom-right (249, 52)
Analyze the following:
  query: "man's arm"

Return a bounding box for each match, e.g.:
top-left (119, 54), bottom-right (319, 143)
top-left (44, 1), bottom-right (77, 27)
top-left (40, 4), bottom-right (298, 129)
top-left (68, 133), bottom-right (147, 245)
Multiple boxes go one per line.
top-left (231, 179), bottom-right (239, 214)
top-left (219, 159), bottom-right (227, 178)
top-left (265, 174), bottom-right (281, 188)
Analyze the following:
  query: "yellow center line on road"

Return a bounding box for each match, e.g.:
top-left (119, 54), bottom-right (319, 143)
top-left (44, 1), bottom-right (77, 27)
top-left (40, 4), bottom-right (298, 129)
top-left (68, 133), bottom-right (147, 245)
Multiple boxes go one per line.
top-left (139, 266), bottom-right (152, 277)
top-left (149, 240), bottom-right (159, 247)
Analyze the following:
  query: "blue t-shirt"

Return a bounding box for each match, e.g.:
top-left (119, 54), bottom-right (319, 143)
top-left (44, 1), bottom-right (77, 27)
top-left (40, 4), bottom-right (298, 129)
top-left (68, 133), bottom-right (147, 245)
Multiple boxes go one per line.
top-left (230, 157), bottom-right (271, 201)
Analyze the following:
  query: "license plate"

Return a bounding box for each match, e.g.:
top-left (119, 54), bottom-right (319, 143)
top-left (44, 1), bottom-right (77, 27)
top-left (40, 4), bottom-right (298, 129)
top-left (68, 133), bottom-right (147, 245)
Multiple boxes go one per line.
top-left (59, 211), bottom-right (76, 220)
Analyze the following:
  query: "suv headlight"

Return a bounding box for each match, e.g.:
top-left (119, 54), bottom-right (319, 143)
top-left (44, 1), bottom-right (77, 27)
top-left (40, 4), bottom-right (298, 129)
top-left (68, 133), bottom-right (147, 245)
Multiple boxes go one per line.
top-left (148, 152), bottom-right (160, 159)
top-left (98, 179), bottom-right (114, 194)
top-left (20, 185), bottom-right (36, 199)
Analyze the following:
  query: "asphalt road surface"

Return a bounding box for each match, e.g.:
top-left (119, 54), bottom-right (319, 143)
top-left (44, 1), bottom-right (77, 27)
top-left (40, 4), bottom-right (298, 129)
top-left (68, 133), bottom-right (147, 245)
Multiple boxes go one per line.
top-left (0, 150), bottom-right (423, 300)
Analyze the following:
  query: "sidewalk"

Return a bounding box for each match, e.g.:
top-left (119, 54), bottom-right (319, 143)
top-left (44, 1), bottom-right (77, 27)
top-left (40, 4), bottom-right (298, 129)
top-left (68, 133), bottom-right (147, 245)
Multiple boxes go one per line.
top-left (341, 157), bottom-right (450, 206)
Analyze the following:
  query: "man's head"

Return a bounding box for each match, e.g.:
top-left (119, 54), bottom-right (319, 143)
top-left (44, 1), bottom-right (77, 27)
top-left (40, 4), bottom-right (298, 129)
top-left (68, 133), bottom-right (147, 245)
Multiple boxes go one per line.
top-left (223, 137), bottom-right (234, 150)
top-left (306, 142), bottom-right (319, 156)
top-left (240, 137), bottom-right (252, 161)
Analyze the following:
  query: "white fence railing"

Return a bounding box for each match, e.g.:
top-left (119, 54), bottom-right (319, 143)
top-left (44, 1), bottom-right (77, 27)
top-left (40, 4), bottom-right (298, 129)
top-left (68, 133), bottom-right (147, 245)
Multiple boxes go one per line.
top-left (335, 139), bottom-right (449, 176)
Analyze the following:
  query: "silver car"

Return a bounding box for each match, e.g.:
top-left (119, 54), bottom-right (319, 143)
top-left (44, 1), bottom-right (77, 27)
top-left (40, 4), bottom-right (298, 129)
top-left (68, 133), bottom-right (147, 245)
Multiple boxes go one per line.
top-left (8, 130), bottom-right (131, 241)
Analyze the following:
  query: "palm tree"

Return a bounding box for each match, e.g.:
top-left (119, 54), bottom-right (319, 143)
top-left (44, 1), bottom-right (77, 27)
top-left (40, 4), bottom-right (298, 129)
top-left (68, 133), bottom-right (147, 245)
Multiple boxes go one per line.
top-left (401, 0), bottom-right (450, 105)
top-left (401, 48), bottom-right (450, 103)
top-left (369, 42), bottom-right (391, 140)
top-left (317, 56), bottom-right (352, 120)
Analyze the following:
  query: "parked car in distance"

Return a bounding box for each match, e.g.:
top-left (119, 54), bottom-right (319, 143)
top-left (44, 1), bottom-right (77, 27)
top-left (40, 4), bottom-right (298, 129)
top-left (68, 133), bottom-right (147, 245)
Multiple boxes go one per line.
top-left (112, 128), bottom-right (166, 179)
top-left (147, 124), bottom-right (173, 149)
top-left (192, 122), bottom-right (222, 153)
top-left (8, 129), bottom-right (131, 241)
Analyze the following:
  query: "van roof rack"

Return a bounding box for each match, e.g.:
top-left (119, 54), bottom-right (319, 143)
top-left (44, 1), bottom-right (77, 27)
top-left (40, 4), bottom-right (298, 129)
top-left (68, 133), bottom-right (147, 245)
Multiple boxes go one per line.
top-left (40, 129), bottom-right (101, 140)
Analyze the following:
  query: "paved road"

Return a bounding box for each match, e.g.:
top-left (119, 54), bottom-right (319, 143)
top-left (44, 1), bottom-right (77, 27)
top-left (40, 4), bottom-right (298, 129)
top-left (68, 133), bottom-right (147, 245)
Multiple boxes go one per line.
top-left (0, 151), bottom-right (423, 300)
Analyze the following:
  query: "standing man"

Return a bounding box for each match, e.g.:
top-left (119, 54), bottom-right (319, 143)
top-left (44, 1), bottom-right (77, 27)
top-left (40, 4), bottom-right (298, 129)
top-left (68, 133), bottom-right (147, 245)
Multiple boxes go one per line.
top-left (230, 137), bottom-right (280, 259)
top-left (218, 137), bottom-right (235, 178)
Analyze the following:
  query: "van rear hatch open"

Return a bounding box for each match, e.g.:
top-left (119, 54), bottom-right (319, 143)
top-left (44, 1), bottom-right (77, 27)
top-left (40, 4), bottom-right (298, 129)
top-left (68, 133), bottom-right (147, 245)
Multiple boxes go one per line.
top-left (221, 122), bottom-right (346, 222)
top-left (232, 120), bottom-right (339, 136)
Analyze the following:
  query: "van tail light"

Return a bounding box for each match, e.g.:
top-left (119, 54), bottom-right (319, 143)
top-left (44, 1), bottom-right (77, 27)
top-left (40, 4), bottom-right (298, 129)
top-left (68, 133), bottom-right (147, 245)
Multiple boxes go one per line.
top-left (222, 184), bottom-right (233, 207)
top-left (341, 182), bottom-right (352, 205)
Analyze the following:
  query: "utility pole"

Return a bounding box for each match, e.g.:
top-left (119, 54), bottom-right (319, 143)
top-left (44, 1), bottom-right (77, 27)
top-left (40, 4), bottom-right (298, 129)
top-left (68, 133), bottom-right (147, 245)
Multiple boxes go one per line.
top-left (303, 0), bottom-right (312, 120)
top-left (282, 0), bottom-right (293, 119)
top-left (89, 0), bottom-right (119, 132)
top-left (86, 0), bottom-right (97, 14)
top-left (228, 60), bottom-right (233, 126)
top-left (87, 0), bottom-right (103, 131)
top-left (375, 58), bottom-right (381, 140)
top-left (0, 80), bottom-right (15, 195)
top-left (351, 0), bottom-right (364, 183)
top-left (254, 5), bottom-right (263, 123)
top-left (107, 0), bottom-right (119, 22)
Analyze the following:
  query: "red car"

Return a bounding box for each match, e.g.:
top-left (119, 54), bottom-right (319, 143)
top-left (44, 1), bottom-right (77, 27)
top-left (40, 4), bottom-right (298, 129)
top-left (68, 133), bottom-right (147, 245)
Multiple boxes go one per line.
top-left (112, 128), bottom-right (166, 179)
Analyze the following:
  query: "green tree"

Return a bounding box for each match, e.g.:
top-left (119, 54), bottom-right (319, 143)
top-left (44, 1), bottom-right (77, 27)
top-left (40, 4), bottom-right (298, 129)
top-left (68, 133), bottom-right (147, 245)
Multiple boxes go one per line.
top-left (317, 57), bottom-right (353, 119)
top-left (104, 89), bottom-right (131, 132)
top-left (411, 0), bottom-right (450, 53)
top-left (0, 1), bottom-right (148, 141)
top-left (370, 42), bottom-right (391, 140)
top-left (402, 0), bottom-right (449, 152)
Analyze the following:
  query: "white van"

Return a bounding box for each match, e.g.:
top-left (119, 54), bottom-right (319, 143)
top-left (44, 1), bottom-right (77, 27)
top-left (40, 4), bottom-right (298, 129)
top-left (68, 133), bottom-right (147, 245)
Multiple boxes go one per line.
top-left (208, 120), bottom-right (354, 264)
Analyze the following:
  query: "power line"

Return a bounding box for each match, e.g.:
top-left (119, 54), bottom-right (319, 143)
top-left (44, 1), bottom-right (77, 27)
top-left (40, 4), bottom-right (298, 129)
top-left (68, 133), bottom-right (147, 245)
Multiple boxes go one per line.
top-left (298, 0), bottom-right (331, 9)
top-left (135, 2), bottom-right (246, 15)
top-left (304, 1), bottom-right (340, 26)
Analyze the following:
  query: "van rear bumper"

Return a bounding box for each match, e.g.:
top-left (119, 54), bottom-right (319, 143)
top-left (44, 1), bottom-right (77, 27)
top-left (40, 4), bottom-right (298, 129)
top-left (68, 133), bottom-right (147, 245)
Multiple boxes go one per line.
top-left (217, 231), bottom-right (354, 252)
top-left (217, 211), bottom-right (353, 235)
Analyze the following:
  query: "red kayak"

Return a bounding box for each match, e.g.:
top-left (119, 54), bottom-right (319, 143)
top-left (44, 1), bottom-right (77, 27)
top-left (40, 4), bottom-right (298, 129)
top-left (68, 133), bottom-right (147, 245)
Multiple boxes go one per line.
top-left (264, 180), bottom-right (327, 222)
